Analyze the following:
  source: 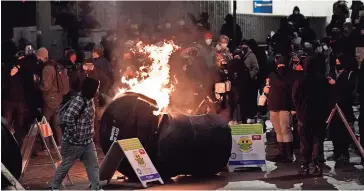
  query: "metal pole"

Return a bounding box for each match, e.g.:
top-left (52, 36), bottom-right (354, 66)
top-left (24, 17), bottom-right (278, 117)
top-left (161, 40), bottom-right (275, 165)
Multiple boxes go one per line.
top-left (1, 163), bottom-right (25, 190)
top-left (233, 0), bottom-right (237, 50)
top-left (335, 104), bottom-right (364, 158)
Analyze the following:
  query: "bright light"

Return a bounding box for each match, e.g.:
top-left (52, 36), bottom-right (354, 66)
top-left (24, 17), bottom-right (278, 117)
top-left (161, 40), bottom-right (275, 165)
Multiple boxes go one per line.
top-left (114, 40), bottom-right (180, 115)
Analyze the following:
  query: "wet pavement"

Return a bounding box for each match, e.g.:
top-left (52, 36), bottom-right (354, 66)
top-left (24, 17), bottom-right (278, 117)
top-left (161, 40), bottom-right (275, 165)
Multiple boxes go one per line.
top-left (20, 114), bottom-right (364, 190)
top-left (20, 142), bottom-right (364, 190)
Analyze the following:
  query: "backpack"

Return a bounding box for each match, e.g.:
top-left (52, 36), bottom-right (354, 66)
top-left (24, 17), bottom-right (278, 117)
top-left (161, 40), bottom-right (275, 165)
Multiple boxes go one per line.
top-left (58, 95), bottom-right (88, 131)
top-left (53, 62), bottom-right (70, 95)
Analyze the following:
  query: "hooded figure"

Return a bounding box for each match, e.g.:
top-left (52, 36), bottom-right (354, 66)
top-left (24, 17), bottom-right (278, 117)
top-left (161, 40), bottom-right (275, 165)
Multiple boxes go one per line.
top-left (328, 55), bottom-right (356, 168)
top-left (292, 57), bottom-right (330, 176)
top-left (220, 14), bottom-right (242, 51)
top-left (326, 14), bottom-right (344, 37)
top-left (231, 40), bottom-right (259, 123)
top-left (81, 77), bottom-right (100, 100)
top-left (265, 58), bottom-right (295, 162)
top-left (50, 77), bottom-right (101, 190)
top-left (288, 6), bottom-right (306, 29)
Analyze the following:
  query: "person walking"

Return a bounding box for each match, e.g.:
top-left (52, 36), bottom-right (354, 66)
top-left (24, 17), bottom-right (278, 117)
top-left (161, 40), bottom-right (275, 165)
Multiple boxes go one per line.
top-left (50, 77), bottom-right (101, 190)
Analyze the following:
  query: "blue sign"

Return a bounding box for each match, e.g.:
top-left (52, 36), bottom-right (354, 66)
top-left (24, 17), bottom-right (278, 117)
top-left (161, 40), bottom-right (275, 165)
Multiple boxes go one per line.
top-left (253, 0), bottom-right (273, 14)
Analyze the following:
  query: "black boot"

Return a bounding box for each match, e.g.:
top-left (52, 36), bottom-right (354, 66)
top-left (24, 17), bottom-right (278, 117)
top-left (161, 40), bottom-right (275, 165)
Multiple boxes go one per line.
top-left (284, 142), bottom-right (293, 162)
top-left (312, 163), bottom-right (324, 177)
top-left (298, 164), bottom-right (310, 176)
top-left (271, 142), bottom-right (285, 162)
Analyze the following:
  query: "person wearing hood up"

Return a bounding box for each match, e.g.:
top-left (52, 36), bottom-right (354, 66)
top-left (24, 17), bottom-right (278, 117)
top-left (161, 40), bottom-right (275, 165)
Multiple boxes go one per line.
top-left (220, 14), bottom-right (242, 51)
top-left (50, 77), bottom-right (101, 190)
top-left (327, 56), bottom-right (356, 168)
top-left (264, 57), bottom-right (295, 162)
top-left (293, 56), bottom-right (330, 176)
top-left (273, 18), bottom-right (295, 56)
top-left (326, 14), bottom-right (344, 37)
top-left (235, 40), bottom-right (259, 123)
top-left (298, 18), bottom-right (317, 44)
top-left (333, 0), bottom-right (349, 21)
top-left (288, 6), bottom-right (306, 30)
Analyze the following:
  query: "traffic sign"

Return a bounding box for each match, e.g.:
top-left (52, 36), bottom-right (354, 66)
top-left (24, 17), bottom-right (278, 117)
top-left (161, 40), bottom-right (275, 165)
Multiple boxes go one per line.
top-left (253, 0), bottom-right (273, 14)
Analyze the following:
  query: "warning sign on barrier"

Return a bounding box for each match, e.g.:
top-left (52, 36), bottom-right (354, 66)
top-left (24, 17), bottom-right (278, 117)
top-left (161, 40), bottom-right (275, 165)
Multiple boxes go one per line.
top-left (118, 138), bottom-right (162, 185)
top-left (99, 138), bottom-right (163, 188)
top-left (228, 124), bottom-right (266, 172)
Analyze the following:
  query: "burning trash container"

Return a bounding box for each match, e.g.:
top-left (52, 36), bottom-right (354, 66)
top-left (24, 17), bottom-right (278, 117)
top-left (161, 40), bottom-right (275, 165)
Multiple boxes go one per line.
top-left (100, 92), bottom-right (232, 178)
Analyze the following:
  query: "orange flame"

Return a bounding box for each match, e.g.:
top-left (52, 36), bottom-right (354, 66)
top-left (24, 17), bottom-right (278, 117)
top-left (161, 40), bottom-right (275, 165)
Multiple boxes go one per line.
top-left (114, 41), bottom-right (180, 115)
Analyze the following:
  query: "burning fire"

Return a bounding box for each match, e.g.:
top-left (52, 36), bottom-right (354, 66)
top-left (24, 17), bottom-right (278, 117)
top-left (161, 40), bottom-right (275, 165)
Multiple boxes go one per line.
top-left (114, 40), bottom-right (180, 115)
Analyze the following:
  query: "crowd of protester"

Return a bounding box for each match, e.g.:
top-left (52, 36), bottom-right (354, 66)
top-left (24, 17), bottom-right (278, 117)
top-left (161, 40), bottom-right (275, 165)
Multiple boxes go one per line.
top-left (1, 1), bottom-right (364, 187)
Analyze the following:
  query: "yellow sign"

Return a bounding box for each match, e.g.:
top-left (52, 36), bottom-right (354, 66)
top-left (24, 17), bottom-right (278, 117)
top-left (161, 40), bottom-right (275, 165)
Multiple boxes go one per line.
top-left (237, 136), bottom-right (253, 153)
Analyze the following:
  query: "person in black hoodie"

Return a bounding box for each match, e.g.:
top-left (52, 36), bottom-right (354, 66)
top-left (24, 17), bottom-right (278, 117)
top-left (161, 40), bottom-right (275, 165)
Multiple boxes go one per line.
top-left (293, 56), bottom-right (330, 176)
top-left (2, 59), bottom-right (27, 146)
top-left (328, 56), bottom-right (356, 168)
top-left (264, 57), bottom-right (295, 162)
top-left (288, 6), bottom-right (306, 30)
top-left (220, 14), bottom-right (242, 51)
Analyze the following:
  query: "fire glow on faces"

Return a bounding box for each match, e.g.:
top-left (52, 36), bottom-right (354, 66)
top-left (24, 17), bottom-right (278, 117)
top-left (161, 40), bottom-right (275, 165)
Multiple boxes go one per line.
top-left (114, 41), bottom-right (180, 115)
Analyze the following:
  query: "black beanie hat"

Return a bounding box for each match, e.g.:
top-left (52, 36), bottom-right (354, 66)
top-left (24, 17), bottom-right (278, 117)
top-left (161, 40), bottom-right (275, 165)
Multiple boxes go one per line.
top-left (81, 77), bottom-right (100, 100)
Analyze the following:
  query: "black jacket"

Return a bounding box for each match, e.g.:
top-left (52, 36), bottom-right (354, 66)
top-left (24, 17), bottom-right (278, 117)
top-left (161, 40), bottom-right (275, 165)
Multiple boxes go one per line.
top-left (267, 68), bottom-right (295, 111)
top-left (329, 69), bottom-right (356, 122)
top-left (292, 57), bottom-right (330, 123)
top-left (69, 68), bottom-right (111, 95)
top-left (2, 64), bottom-right (25, 102)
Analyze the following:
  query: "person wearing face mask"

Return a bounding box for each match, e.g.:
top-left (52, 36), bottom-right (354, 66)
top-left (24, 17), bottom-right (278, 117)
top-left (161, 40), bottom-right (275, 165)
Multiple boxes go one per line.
top-left (50, 77), bottom-right (101, 190)
top-left (216, 35), bottom-right (233, 57)
top-left (293, 56), bottom-right (330, 176)
top-left (298, 19), bottom-right (317, 44)
top-left (327, 56), bottom-right (356, 168)
top-left (339, 22), bottom-right (356, 57)
top-left (314, 42), bottom-right (329, 76)
top-left (264, 57), bottom-right (296, 162)
top-left (235, 40), bottom-right (260, 123)
top-left (196, 32), bottom-right (216, 70)
top-left (210, 53), bottom-right (235, 122)
top-left (288, 6), bottom-right (306, 30)
top-left (326, 15), bottom-right (344, 37)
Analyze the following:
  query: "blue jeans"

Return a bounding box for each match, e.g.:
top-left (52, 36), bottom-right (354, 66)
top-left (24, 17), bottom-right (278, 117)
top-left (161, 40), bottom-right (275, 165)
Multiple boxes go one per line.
top-left (51, 141), bottom-right (100, 190)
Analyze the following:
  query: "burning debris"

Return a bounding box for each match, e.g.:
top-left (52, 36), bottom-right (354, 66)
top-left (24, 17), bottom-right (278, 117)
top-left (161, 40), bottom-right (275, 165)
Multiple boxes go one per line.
top-left (114, 40), bottom-right (180, 115)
